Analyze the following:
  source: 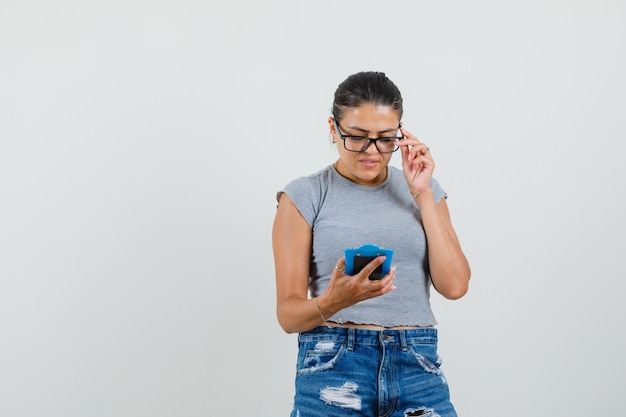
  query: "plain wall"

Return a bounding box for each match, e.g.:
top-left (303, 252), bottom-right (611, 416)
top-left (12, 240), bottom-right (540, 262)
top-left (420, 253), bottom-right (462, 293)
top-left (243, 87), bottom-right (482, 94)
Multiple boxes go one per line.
top-left (1, 1), bottom-right (625, 415)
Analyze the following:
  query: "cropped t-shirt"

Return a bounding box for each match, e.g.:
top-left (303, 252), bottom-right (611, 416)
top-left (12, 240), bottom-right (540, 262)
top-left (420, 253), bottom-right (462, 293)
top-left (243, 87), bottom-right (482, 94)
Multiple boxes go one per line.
top-left (278, 164), bottom-right (447, 327)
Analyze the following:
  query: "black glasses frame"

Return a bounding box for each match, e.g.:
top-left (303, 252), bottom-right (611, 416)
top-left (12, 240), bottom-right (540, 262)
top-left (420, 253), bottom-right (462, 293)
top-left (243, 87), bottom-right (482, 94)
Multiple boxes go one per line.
top-left (333, 119), bottom-right (402, 154)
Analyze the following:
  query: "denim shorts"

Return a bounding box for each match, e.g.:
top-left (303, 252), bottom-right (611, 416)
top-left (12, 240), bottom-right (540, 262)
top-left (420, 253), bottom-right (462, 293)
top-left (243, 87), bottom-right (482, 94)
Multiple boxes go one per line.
top-left (291, 326), bottom-right (457, 417)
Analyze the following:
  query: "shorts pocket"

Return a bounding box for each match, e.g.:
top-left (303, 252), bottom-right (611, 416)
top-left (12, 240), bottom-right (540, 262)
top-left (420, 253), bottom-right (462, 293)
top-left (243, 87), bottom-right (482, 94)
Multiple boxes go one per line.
top-left (296, 340), bottom-right (347, 375)
top-left (408, 345), bottom-right (443, 375)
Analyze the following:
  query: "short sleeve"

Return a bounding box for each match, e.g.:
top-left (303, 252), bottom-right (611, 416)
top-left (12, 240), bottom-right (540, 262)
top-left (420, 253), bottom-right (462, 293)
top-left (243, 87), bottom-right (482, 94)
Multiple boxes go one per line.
top-left (430, 177), bottom-right (447, 203)
top-left (277, 176), bottom-right (319, 227)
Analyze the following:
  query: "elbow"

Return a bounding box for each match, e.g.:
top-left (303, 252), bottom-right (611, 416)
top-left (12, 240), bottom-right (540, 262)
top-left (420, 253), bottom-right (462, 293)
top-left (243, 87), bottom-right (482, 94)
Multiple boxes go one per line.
top-left (442, 283), bottom-right (468, 300)
top-left (278, 322), bottom-right (299, 334)
top-left (276, 309), bottom-right (301, 334)
top-left (277, 313), bottom-right (317, 335)
top-left (437, 269), bottom-right (471, 300)
top-left (277, 315), bottom-right (295, 334)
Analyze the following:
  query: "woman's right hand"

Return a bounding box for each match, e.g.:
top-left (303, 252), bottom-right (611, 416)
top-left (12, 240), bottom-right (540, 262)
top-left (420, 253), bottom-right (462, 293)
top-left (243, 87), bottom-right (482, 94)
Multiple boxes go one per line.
top-left (318, 256), bottom-right (396, 316)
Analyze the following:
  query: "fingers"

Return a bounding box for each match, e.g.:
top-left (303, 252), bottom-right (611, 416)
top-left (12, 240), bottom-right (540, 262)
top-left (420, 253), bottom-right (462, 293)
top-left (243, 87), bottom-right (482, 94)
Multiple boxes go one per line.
top-left (398, 127), bottom-right (422, 146)
top-left (344, 255), bottom-right (395, 286)
top-left (359, 256), bottom-right (396, 294)
top-left (359, 255), bottom-right (388, 280)
top-left (398, 127), bottom-right (430, 163)
top-left (328, 256), bottom-right (396, 309)
top-left (333, 257), bottom-right (346, 274)
top-left (371, 265), bottom-right (396, 295)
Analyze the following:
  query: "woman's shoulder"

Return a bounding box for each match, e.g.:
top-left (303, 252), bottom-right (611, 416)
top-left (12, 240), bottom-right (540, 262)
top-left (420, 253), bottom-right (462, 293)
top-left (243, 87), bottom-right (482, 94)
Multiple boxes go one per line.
top-left (285, 165), bottom-right (334, 188)
top-left (278, 165), bottom-right (333, 201)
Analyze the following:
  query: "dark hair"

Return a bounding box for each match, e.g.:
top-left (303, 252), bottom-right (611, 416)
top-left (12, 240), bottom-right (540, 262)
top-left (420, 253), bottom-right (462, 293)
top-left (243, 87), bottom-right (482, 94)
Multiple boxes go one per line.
top-left (332, 71), bottom-right (403, 121)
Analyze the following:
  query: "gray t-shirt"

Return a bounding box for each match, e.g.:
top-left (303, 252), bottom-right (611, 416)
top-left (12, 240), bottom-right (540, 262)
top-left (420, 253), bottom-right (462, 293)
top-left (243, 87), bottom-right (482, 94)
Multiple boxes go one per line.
top-left (278, 164), bottom-right (447, 327)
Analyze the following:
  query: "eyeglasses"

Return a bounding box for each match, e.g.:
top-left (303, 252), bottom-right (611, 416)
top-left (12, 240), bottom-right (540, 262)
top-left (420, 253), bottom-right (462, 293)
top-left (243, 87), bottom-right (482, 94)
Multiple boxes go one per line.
top-left (333, 119), bottom-right (402, 154)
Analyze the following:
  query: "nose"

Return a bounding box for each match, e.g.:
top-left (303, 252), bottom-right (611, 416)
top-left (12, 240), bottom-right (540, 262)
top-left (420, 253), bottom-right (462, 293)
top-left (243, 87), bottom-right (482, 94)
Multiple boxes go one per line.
top-left (364, 139), bottom-right (380, 153)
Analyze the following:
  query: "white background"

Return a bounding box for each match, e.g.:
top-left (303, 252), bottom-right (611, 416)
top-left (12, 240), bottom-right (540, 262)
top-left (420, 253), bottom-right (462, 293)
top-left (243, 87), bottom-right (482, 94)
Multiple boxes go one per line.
top-left (1, 1), bottom-right (625, 416)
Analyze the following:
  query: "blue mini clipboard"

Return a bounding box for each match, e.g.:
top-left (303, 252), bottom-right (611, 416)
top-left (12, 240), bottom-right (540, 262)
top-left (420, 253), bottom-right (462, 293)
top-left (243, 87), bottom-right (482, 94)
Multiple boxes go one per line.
top-left (344, 243), bottom-right (394, 280)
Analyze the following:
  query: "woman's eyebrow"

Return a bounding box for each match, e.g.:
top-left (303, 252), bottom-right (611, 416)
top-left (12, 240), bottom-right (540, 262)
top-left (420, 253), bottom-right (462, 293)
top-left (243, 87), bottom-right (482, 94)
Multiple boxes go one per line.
top-left (346, 125), bottom-right (399, 134)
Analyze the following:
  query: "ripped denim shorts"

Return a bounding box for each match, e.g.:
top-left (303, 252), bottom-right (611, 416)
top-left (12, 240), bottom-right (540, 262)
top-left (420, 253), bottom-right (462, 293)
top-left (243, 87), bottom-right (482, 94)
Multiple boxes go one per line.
top-left (291, 326), bottom-right (457, 417)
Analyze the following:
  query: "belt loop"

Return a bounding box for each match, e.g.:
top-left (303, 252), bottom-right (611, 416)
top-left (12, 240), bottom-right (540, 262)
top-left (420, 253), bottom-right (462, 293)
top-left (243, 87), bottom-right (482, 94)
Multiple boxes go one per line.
top-left (346, 328), bottom-right (355, 351)
top-left (399, 330), bottom-right (408, 351)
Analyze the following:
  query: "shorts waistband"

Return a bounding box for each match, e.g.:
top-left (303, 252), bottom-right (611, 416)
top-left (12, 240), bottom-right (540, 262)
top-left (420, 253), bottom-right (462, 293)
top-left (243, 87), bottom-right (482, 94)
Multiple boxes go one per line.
top-left (298, 326), bottom-right (438, 349)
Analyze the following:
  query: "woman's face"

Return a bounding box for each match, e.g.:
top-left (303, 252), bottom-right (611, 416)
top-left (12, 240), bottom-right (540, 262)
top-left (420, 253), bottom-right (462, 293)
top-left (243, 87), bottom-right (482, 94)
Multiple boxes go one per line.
top-left (329, 103), bottom-right (401, 186)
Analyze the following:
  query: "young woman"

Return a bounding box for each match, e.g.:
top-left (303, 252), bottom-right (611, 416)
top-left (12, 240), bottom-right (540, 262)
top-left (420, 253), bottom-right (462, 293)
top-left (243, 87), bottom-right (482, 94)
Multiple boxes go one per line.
top-left (272, 71), bottom-right (471, 417)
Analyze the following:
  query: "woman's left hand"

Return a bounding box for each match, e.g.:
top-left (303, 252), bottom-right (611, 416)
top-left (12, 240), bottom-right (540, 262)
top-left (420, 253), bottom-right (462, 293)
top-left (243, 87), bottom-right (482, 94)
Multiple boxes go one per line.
top-left (398, 127), bottom-right (434, 197)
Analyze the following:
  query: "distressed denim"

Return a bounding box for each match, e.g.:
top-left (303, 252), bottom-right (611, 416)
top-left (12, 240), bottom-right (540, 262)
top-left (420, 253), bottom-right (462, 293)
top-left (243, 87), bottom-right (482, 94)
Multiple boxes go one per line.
top-left (291, 326), bottom-right (457, 417)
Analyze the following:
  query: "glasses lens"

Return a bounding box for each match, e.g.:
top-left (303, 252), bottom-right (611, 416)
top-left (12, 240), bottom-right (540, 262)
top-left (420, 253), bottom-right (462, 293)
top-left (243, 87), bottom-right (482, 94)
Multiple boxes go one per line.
top-left (344, 137), bottom-right (368, 152)
top-left (344, 137), bottom-right (399, 153)
top-left (375, 139), bottom-right (398, 153)
top-left (344, 138), bottom-right (399, 153)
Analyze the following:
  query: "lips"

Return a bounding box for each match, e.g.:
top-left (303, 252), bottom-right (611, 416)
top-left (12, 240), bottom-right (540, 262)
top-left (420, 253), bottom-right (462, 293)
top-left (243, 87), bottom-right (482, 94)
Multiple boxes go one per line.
top-left (359, 159), bottom-right (379, 168)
